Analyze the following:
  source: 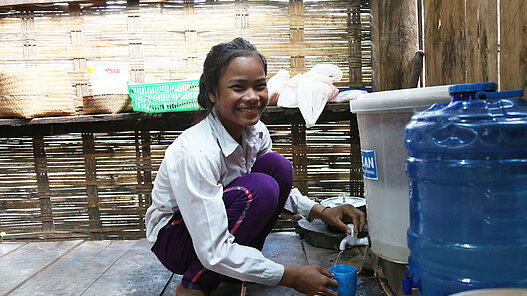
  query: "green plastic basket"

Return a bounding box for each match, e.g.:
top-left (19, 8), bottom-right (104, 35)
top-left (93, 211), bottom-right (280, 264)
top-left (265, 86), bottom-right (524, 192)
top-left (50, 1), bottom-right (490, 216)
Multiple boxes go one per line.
top-left (127, 79), bottom-right (201, 113)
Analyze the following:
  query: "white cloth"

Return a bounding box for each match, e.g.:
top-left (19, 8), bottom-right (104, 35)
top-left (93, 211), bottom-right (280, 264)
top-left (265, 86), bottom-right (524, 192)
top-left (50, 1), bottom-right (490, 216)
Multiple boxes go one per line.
top-left (145, 109), bottom-right (316, 286)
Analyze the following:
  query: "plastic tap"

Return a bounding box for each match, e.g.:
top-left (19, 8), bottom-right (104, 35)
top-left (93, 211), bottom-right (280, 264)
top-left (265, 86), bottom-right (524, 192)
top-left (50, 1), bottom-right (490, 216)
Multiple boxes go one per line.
top-left (402, 270), bottom-right (421, 295)
top-left (339, 224), bottom-right (369, 251)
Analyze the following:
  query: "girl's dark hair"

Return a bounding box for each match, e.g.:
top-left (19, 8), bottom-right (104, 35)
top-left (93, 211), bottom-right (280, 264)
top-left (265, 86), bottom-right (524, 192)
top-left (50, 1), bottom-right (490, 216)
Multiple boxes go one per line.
top-left (196, 37), bottom-right (267, 115)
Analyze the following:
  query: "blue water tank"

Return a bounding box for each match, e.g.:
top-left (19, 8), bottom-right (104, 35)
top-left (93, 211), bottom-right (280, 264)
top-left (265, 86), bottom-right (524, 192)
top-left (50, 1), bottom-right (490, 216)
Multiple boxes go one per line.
top-left (404, 83), bottom-right (527, 295)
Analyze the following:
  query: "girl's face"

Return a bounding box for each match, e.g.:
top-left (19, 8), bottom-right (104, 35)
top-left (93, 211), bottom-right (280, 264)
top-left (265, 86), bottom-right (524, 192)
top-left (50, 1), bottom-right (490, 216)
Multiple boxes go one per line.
top-left (209, 55), bottom-right (268, 143)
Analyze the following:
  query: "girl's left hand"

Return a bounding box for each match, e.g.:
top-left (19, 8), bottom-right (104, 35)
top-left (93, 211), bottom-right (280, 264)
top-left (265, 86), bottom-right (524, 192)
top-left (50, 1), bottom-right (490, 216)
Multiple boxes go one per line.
top-left (322, 204), bottom-right (365, 235)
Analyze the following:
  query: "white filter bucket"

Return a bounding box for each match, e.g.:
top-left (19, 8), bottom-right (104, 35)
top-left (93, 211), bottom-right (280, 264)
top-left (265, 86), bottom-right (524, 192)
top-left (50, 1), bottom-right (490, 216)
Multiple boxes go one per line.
top-left (349, 85), bottom-right (452, 263)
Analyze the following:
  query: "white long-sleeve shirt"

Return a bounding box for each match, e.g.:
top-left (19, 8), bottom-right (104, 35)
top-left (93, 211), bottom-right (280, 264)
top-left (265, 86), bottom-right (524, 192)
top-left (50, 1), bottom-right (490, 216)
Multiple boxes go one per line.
top-left (145, 109), bottom-right (316, 286)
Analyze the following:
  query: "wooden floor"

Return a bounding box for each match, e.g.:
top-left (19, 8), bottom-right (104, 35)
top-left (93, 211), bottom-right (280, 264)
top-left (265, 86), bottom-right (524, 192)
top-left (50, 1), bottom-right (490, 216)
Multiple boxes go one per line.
top-left (0, 232), bottom-right (386, 296)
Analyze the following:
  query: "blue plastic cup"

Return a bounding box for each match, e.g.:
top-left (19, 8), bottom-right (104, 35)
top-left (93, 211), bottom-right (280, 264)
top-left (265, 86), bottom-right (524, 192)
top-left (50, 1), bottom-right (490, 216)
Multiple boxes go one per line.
top-left (329, 264), bottom-right (357, 296)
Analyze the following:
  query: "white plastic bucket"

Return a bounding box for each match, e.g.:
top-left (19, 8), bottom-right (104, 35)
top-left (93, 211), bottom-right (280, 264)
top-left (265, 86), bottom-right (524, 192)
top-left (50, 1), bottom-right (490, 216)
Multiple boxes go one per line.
top-left (349, 85), bottom-right (452, 263)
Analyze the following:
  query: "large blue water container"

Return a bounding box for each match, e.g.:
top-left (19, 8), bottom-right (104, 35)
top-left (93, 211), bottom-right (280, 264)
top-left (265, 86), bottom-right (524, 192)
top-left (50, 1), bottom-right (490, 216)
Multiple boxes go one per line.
top-left (404, 82), bottom-right (527, 295)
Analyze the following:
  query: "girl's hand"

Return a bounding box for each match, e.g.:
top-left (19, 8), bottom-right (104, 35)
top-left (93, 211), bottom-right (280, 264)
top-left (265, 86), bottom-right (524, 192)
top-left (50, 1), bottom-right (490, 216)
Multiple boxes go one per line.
top-left (279, 265), bottom-right (339, 296)
top-left (322, 204), bottom-right (366, 235)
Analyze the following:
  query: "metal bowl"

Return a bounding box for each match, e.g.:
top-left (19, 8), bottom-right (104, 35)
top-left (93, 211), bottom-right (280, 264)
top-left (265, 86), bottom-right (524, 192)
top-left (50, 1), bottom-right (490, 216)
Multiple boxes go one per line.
top-left (320, 196), bottom-right (367, 234)
top-left (320, 196), bottom-right (366, 209)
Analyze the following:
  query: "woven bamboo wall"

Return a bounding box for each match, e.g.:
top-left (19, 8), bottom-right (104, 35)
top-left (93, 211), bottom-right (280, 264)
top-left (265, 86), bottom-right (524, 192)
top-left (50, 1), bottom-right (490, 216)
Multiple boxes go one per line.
top-left (0, 122), bottom-right (359, 241)
top-left (0, 0), bottom-right (372, 114)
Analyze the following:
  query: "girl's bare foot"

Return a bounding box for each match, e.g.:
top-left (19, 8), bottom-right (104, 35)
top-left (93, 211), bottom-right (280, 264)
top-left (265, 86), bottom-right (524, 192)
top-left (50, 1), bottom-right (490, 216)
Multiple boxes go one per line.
top-left (175, 282), bottom-right (209, 296)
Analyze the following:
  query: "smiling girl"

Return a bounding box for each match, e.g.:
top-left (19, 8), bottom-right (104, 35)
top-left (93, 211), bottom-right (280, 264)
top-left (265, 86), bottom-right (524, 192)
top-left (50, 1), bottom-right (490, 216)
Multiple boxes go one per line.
top-left (145, 38), bottom-right (365, 296)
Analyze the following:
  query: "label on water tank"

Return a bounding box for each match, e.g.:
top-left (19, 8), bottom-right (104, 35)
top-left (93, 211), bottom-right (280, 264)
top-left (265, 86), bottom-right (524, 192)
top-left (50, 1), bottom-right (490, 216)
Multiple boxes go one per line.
top-left (361, 150), bottom-right (378, 180)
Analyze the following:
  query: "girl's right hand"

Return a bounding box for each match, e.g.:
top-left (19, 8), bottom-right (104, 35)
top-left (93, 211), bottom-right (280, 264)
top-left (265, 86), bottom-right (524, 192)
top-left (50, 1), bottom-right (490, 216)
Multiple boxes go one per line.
top-left (279, 265), bottom-right (339, 296)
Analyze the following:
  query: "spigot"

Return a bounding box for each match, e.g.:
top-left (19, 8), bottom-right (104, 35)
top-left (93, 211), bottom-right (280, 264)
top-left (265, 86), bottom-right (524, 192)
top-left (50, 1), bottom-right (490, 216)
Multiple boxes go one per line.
top-left (339, 224), bottom-right (369, 251)
top-left (402, 269), bottom-right (421, 295)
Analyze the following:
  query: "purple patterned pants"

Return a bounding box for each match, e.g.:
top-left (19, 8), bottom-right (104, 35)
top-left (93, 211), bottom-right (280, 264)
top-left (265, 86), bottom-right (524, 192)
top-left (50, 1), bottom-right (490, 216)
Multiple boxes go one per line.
top-left (151, 152), bottom-right (293, 291)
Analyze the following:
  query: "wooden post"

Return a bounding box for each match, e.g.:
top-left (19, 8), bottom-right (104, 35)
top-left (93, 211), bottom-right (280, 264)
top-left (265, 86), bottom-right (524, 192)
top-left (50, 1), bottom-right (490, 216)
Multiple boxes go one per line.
top-left (291, 123), bottom-right (308, 195)
top-left (140, 130), bottom-right (152, 235)
top-left (135, 130), bottom-right (152, 236)
top-left (32, 136), bottom-right (55, 237)
top-left (348, 1), bottom-right (362, 88)
top-left (82, 133), bottom-right (102, 240)
top-left (289, 0), bottom-right (305, 75)
top-left (370, 0), bottom-right (418, 292)
top-left (423, 0), bottom-right (466, 86)
top-left (423, 0), bottom-right (525, 90)
top-left (371, 0), bottom-right (418, 91)
top-left (289, 0), bottom-right (308, 196)
top-left (499, 0), bottom-right (526, 91)
top-left (465, 0), bottom-right (498, 84)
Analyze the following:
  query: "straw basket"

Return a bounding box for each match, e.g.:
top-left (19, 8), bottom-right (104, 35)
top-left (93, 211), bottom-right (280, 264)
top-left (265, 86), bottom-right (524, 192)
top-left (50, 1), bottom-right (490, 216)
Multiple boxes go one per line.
top-left (0, 68), bottom-right (75, 119)
top-left (82, 94), bottom-right (132, 114)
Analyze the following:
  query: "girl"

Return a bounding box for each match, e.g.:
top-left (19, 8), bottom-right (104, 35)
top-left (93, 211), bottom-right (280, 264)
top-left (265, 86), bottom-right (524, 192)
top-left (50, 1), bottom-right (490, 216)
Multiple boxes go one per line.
top-left (145, 37), bottom-right (365, 296)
